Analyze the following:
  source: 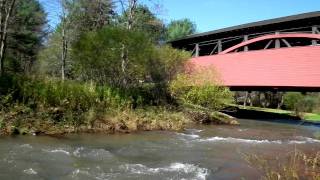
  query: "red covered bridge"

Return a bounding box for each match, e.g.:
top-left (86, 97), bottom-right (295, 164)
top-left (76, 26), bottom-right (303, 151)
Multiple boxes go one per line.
top-left (189, 33), bottom-right (320, 91)
top-left (170, 12), bottom-right (320, 91)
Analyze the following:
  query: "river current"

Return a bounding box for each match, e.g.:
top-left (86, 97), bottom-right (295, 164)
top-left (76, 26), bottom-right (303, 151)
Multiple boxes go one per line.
top-left (0, 119), bottom-right (319, 180)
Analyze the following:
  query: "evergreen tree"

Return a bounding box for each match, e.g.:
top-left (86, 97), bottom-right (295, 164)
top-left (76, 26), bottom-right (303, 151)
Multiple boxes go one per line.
top-left (166, 18), bottom-right (196, 42)
top-left (6, 0), bottom-right (47, 73)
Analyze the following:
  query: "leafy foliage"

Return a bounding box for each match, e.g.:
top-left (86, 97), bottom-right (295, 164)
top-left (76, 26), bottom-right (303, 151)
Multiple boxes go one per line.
top-left (0, 75), bottom-right (132, 124)
top-left (66, 0), bottom-right (114, 32)
top-left (118, 4), bottom-right (164, 41)
top-left (72, 27), bottom-right (153, 86)
top-left (284, 92), bottom-right (320, 113)
top-left (72, 27), bottom-right (190, 87)
top-left (283, 92), bottom-right (304, 110)
top-left (170, 67), bottom-right (233, 111)
top-left (166, 18), bottom-right (196, 41)
top-left (6, 0), bottom-right (47, 74)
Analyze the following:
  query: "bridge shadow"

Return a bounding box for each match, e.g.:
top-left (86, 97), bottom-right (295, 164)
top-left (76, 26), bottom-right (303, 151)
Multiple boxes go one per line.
top-left (221, 107), bottom-right (320, 127)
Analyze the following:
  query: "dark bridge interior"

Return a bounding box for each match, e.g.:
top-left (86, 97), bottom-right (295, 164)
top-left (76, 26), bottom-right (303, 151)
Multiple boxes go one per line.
top-left (170, 11), bottom-right (320, 56)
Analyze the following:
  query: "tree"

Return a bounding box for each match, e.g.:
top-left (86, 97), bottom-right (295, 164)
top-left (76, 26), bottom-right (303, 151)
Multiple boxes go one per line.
top-left (116, 0), bottom-right (164, 86)
top-left (166, 18), bottom-right (196, 42)
top-left (67, 0), bottom-right (114, 33)
top-left (117, 0), bottom-right (138, 30)
top-left (72, 27), bottom-right (154, 87)
top-left (118, 4), bottom-right (164, 40)
top-left (0, 0), bottom-right (16, 75)
top-left (37, 31), bottom-right (64, 77)
top-left (148, 45), bottom-right (190, 83)
top-left (6, 0), bottom-right (47, 74)
top-left (71, 26), bottom-right (190, 87)
top-left (38, 0), bottom-right (114, 80)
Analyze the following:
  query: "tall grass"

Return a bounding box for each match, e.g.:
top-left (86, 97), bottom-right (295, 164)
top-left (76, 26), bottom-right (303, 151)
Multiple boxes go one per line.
top-left (0, 75), bottom-right (133, 127)
top-left (244, 150), bottom-right (320, 180)
top-left (0, 75), bottom-right (191, 135)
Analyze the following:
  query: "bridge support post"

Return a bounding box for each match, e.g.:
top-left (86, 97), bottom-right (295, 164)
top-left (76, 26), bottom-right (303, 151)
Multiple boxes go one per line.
top-left (195, 44), bottom-right (200, 57)
top-left (275, 32), bottom-right (280, 48)
top-left (218, 40), bottom-right (222, 53)
top-left (281, 39), bottom-right (291, 47)
top-left (210, 43), bottom-right (218, 55)
top-left (312, 26), bottom-right (319, 45)
top-left (264, 40), bottom-right (273, 49)
top-left (244, 35), bottom-right (249, 51)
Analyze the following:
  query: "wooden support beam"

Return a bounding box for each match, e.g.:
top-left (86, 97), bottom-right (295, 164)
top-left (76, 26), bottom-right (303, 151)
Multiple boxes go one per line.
top-left (275, 32), bottom-right (280, 48)
top-left (312, 26), bottom-right (319, 34)
top-left (191, 46), bottom-right (196, 57)
top-left (210, 43), bottom-right (218, 55)
top-left (243, 35), bottom-right (249, 51)
top-left (281, 39), bottom-right (291, 47)
top-left (312, 26), bottom-right (319, 45)
top-left (195, 44), bottom-right (200, 57)
top-left (264, 40), bottom-right (273, 49)
top-left (218, 40), bottom-right (222, 53)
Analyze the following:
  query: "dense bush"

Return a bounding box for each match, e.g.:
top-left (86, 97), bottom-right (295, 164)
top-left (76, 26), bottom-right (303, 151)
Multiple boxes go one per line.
top-left (283, 92), bottom-right (304, 110)
top-left (72, 27), bottom-right (153, 86)
top-left (0, 75), bottom-right (133, 124)
top-left (170, 67), bottom-right (233, 111)
top-left (72, 27), bottom-right (190, 87)
top-left (71, 27), bottom-right (190, 105)
top-left (0, 75), bottom-right (193, 134)
top-left (284, 92), bottom-right (320, 114)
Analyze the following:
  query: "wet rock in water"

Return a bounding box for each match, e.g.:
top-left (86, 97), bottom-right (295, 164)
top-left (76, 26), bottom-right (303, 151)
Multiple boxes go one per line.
top-left (229, 120), bottom-right (240, 125)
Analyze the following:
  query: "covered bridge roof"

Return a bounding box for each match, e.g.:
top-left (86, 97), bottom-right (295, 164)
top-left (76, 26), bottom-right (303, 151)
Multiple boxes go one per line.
top-left (170, 11), bottom-right (320, 49)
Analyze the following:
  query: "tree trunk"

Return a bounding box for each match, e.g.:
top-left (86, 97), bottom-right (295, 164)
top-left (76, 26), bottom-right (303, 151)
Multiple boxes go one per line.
top-left (0, 0), bottom-right (16, 76)
top-left (60, 0), bottom-right (68, 81)
top-left (249, 92), bottom-right (253, 106)
top-left (277, 92), bottom-right (284, 109)
top-left (243, 92), bottom-right (248, 107)
top-left (126, 0), bottom-right (137, 30)
top-left (120, 0), bottom-right (138, 87)
top-left (61, 25), bottom-right (67, 80)
top-left (121, 43), bottom-right (127, 86)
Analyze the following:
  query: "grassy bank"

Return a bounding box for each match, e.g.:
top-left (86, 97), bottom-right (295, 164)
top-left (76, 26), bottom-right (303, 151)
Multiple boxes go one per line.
top-left (0, 106), bottom-right (191, 136)
top-left (303, 113), bottom-right (320, 122)
top-left (231, 105), bottom-right (320, 123)
top-left (0, 75), bottom-right (236, 136)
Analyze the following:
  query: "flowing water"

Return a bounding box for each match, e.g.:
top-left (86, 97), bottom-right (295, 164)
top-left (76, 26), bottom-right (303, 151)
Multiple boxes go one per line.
top-left (0, 119), bottom-right (319, 180)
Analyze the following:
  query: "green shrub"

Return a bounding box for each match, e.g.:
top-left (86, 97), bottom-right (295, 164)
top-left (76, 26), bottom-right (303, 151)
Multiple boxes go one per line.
top-left (72, 27), bottom-right (154, 87)
top-left (0, 75), bottom-right (133, 124)
top-left (284, 92), bottom-right (304, 110)
top-left (284, 92), bottom-right (320, 114)
top-left (72, 27), bottom-right (190, 105)
top-left (170, 68), bottom-right (233, 111)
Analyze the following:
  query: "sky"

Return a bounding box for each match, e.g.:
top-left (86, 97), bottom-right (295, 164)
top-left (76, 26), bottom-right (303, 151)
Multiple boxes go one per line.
top-left (41, 0), bottom-right (320, 33)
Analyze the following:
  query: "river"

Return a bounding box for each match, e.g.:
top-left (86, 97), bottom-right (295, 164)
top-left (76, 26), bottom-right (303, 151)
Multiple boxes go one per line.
top-left (0, 119), bottom-right (319, 180)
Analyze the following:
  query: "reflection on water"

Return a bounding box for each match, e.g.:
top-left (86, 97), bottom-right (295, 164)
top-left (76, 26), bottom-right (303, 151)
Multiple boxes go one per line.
top-left (0, 119), bottom-right (319, 180)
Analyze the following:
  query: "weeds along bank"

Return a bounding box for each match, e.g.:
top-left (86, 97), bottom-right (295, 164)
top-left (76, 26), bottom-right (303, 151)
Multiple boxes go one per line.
top-left (245, 151), bottom-right (320, 180)
top-left (0, 75), bottom-right (235, 136)
top-left (0, 26), bottom-right (236, 136)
